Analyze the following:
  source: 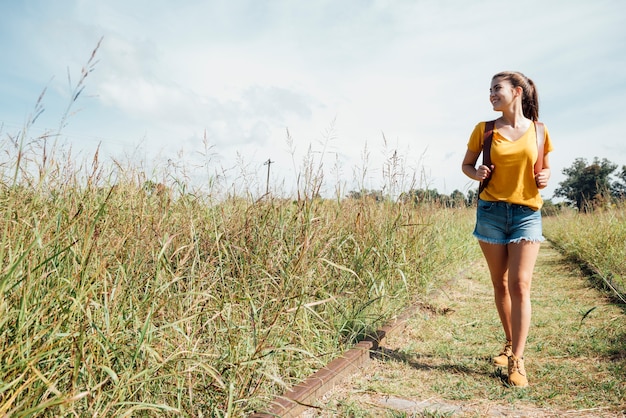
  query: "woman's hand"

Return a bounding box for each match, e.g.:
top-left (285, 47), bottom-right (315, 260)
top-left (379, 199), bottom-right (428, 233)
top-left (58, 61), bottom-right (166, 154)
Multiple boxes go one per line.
top-left (476, 164), bottom-right (494, 181)
top-left (535, 170), bottom-right (550, 189)
top-left (535, 155), bottom-right (551, 189)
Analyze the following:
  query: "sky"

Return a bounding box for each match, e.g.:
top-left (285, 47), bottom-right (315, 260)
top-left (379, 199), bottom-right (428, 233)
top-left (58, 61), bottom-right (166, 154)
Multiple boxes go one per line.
top-left (1, 0), bottom-right (625, 199)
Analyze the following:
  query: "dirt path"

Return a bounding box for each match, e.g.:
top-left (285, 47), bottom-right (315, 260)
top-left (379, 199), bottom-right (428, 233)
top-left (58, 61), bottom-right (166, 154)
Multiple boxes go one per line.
top-left (301, 241), bottom-right (626, 417)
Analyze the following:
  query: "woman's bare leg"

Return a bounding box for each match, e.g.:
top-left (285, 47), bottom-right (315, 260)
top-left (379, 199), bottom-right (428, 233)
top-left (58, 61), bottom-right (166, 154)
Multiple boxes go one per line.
top-left (505, 241), bottom-right (541, 358)
top-left (479, 242), bottom-right (512, 341)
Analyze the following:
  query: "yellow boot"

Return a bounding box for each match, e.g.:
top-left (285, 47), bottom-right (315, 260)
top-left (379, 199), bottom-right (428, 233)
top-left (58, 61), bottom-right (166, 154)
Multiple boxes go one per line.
top-left (493, 341), bottom-right (512, 367)
top-left (508, 354), bottom-right (529, 387)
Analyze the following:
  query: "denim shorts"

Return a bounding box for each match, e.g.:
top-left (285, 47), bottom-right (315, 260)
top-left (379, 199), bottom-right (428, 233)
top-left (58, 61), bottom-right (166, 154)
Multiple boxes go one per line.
top-left (473, 199), bottom-right (544, 245)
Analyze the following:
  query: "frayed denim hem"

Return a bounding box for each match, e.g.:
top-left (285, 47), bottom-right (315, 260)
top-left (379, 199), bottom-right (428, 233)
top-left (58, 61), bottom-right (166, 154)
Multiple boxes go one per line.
top-left (473, 232), bottom-right (545, 245)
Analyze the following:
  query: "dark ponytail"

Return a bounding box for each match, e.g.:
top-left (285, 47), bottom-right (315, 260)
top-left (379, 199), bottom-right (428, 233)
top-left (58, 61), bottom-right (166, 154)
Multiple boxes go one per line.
top-left (493, 71), bottom-right (539, 121)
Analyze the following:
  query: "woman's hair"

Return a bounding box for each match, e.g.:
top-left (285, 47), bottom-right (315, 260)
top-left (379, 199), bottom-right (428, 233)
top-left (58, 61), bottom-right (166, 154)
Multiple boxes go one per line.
top-left (493, 71), bottom-right (539, 121)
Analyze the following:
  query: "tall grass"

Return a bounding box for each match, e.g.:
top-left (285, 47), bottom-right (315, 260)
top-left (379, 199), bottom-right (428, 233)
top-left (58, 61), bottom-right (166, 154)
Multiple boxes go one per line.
top-left (544, 206), bottom-right (626, 304)
top-left (0, 39), bottom-right (486, 415)
top-left (0, 125), bottom-right (479, 415)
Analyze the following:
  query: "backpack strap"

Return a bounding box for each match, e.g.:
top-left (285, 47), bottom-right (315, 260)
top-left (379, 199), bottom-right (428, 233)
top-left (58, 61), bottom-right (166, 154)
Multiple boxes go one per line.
top-left (479, 120), bottom-right (496, 194)
top-left (534, 121), bottom-right (545, 174)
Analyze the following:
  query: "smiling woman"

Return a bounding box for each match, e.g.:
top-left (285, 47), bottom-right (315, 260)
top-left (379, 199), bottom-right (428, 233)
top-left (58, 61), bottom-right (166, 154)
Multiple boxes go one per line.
top-left (461, 71), bottom-right (555, 388)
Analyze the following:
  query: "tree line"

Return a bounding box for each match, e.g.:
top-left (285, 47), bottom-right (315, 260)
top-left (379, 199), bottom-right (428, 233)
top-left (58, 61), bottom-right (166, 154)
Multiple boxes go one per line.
top-left (348, 157), bottom-right (626, 212)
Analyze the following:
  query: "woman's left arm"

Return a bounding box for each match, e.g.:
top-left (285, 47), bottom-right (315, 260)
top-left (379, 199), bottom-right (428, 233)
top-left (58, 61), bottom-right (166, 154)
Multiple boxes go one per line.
top-left (535, 154), bottom-right (551, 189)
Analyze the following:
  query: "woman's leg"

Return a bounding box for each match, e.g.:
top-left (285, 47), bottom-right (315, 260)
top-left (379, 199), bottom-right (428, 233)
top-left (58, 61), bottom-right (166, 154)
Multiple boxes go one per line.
top-left (506, 241), bottom-right (541, 358)
top-left (479, 242), bottom-right (511, 340)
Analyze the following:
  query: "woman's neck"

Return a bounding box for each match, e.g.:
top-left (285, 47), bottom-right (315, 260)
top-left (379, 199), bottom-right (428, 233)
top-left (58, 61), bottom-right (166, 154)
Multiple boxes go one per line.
top-left (499, 110), bottom-right (529, 129)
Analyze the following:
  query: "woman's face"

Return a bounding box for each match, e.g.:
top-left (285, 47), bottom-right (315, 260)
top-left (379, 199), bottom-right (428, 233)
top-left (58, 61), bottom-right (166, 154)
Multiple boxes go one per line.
top-left (489, 77), bottom-right (520, 111)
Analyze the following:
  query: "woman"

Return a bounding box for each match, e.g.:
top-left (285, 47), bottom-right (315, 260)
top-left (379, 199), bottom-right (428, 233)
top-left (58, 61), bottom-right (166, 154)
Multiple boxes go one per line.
top-left (461, 71), bottom-right (554, 387)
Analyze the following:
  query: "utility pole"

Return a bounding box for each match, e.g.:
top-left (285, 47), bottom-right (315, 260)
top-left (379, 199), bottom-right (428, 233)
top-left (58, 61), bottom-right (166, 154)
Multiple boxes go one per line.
top-left (264, 158), bottom-right (273, 196)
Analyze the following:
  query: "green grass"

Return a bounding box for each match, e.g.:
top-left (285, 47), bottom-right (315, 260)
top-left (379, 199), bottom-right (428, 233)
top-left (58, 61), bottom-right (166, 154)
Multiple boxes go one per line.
top-left (0, 124), bottom-right (480, 416)
top-left (311, 234), bottom-right (626, 416)
top-left (4, 123), bottom-right (624, 416)
top-left (544, 206), bottom-right (626, 304)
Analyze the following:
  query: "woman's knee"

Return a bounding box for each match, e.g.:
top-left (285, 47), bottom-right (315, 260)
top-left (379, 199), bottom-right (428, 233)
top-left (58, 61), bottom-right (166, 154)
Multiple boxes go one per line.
top-left (508, 276), bottom-right (532, 299)
top-left (491, 274), bottom-right (509, 294)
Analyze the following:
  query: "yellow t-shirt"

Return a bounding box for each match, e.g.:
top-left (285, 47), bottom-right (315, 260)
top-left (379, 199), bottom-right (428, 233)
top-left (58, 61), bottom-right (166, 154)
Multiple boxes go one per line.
top-left (467, 121), bottom-right (554, 211)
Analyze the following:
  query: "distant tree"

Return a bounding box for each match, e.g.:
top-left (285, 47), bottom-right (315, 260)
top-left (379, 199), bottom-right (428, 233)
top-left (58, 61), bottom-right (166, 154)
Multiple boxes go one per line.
top-left (613, 165), bottom-right (626, 199)
top-left (400, 188), bottom-right (467, 207)
top-left (449, 190), bottom-right (467, 207)
top-left (466, 189), bottom-right (479, 206)
top-left (347, 190), bottom-right (361, 200)
top-left (406, 188), bottom-right (441, 205)
top-left (347, 189), bottom-right (383, 201)
top-left (554, 157), bottom-right (617, 212)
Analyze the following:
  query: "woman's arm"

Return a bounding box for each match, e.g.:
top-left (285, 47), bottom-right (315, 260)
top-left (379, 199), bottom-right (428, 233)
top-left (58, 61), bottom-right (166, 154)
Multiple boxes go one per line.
top-left (462, 149), bottom-right (492, 181)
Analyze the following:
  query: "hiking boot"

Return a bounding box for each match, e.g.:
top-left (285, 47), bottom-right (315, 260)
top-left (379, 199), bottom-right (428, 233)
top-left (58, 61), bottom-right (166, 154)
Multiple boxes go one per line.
top-left (493, 341), bottom-right (512, 367)
top-left (508, 355), bottom-right (528, 387)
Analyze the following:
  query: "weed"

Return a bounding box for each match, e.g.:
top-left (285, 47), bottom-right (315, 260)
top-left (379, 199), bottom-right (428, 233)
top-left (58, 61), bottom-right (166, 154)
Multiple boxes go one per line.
top-left (0, 57), bottom-right (479, 416)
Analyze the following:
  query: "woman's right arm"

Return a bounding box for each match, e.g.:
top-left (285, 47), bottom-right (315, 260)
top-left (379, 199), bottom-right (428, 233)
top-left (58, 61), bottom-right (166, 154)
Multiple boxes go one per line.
top-left (464, 123), bottom-right (494, 182)
top-left (462, 149), bottom-right (492, 181)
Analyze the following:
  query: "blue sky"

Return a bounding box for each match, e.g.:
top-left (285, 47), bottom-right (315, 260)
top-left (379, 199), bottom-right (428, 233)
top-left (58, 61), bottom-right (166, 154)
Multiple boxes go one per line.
top-left (1, 0), bottom-right (625, 198)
